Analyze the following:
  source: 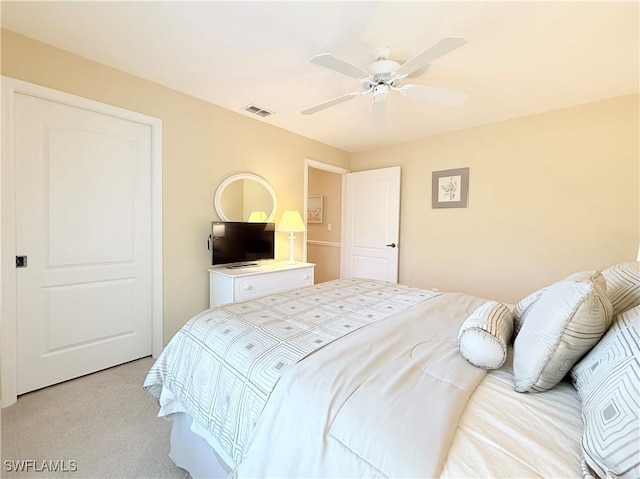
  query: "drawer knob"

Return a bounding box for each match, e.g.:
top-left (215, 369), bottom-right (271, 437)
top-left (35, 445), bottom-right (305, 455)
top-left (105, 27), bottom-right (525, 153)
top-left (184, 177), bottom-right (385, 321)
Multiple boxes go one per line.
top-left (243, 285), bottom-right (252, 290)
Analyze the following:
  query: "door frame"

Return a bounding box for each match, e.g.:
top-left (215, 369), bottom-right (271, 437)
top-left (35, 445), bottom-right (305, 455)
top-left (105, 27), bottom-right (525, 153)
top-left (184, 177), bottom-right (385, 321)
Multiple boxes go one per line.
top-left (303, 159), bottom-right (350, 266)
top-left (1, 76), bottom-right (164, 407)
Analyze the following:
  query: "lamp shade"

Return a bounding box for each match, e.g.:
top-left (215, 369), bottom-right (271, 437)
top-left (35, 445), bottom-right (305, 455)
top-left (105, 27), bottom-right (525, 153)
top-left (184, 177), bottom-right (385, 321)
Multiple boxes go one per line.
top-left (248, 211), bottom-right (267, 222)
top-left (277, 210), bottom-right (306, 232)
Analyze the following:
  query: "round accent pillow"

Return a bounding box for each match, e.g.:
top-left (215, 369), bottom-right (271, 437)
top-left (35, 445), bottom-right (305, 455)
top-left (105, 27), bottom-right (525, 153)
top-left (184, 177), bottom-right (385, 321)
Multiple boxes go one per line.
top-left (458, 301), bottom-right (514, 370)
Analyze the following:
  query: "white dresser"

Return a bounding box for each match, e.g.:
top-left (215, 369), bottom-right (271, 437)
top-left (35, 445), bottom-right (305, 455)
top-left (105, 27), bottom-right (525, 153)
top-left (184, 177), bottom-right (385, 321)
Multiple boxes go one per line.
top-left (208, 260), bottom-right (315, 307)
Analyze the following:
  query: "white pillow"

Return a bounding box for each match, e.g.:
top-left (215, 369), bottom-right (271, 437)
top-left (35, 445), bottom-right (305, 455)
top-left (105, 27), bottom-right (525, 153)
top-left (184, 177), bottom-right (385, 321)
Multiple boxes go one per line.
top-left (458, 301), bottom-right (514, 370)
top-left (513, 272), bottom-right (613, 393)
top-left (601, 261), bottom-right (640, 316)
top-left (571, 305), bottom-right (639, 479)
top-left (512, 270), bottom-right (596, 342)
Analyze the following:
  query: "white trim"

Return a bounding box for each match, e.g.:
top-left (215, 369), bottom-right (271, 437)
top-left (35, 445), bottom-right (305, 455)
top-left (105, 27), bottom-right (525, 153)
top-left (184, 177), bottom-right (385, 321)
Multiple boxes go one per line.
top-left (307, 240), bottom-right (341, 248)
top-left (303, 158), bottom-right (349, 264)
top-left (150, 118), bottom-right (164, 361)
top-left (305, 159), bottom-right (351, 175)
top-left (1, 77), bottom-right (17, 407)
top-left (0, 76), bottom-right (163, 407)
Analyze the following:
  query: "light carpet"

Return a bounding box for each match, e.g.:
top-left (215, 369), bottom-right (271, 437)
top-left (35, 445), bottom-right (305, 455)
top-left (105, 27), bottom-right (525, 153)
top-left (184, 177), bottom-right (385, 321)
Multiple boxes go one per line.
top-left (1, 357), bottom-right (190, 479)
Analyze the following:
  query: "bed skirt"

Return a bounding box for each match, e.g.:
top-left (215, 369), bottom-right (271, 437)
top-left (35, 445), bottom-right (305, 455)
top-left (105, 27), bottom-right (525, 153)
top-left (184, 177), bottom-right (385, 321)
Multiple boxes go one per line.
top-left (169, 412), bottom-right (230, 479)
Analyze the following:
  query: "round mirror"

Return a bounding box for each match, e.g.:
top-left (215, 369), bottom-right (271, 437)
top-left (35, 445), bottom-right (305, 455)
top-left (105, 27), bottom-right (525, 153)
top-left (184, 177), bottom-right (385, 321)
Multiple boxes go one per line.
top-left (214, 173), bottom-right (277, 222)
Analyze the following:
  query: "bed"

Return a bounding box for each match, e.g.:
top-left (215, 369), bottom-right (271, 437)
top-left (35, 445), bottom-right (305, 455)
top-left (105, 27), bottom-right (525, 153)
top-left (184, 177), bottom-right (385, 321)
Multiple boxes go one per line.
top-left (144, 265), bottom-right (640, 479)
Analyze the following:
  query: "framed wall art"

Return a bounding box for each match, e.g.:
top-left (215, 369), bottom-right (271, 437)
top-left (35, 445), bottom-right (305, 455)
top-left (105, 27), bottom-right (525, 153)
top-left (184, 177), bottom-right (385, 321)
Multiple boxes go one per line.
top-left (307, 195), bottom-right (323, 223)
top-left (432, 167), bottom-right (469, 208)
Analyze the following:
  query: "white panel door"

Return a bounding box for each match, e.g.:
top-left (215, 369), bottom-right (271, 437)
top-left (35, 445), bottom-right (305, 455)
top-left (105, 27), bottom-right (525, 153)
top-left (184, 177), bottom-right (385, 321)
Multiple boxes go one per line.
top-left (342, 166), bottom-right (401, 282)
top-left (15, 93), bottom-right (152, 394)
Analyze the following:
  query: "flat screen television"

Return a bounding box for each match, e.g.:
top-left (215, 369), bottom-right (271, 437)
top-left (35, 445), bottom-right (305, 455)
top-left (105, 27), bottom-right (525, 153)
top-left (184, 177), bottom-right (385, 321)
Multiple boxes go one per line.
top-left (211, 221), bottom-right (275, 267)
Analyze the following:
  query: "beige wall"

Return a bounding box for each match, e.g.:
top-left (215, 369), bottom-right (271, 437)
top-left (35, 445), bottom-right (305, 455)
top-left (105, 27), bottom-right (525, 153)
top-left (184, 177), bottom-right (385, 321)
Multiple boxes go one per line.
top-left (1, 30), bottom-right (350, 341)
top-left (307, 243), bottom-right (341, 284)
top-left (307, 167), bottom-right (342, 282)
top-left (3, 29), bottom-right (637, 338)
top-left (352, 94), bottom-right (639, 304)
top-left (307, 167), bottom-right (342, 242)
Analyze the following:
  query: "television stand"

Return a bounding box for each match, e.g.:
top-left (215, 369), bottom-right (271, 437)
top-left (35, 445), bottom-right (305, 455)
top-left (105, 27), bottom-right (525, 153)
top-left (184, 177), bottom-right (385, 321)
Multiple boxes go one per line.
top-left (208, 260), bottom-right (315, 307)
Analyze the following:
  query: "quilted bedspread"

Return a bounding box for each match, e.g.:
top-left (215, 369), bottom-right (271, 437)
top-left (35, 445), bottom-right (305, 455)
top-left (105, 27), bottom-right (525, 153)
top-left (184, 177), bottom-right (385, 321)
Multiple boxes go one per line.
top-left (143, 278), bottom-right (439, 466)
top-left (235, 290), bottom-right (489, 478)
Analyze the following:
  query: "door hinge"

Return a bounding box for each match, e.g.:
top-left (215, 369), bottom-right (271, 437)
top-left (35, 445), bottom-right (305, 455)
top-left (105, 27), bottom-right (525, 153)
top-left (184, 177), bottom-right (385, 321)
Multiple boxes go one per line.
top-left (16, 255), bottom-right (27, 268)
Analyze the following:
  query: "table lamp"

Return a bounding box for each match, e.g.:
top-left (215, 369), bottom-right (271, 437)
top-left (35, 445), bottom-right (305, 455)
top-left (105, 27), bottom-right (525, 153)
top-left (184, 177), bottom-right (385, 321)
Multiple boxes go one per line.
top-left (277, 210), bottom-right (306, 264)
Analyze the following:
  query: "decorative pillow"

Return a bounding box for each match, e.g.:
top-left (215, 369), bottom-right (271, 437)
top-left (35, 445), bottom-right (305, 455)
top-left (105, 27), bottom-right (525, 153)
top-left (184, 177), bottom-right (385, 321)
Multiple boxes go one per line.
top-left (571, 305), bottom-right (639, 479)
top-left (458, 301), bottom-right (514, 370)
top-left (512, 270), bottom-right (596, 342)
top-left (512, 287), bottom-right (545, 340)
top-left (513, 272), bottom-right (613, 393)
top-left (601, 261), bottom-right (640, 317)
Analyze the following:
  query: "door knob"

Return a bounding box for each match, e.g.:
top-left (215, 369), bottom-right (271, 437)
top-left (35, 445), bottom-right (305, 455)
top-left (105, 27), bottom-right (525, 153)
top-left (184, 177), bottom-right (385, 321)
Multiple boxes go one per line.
top-left (386, 243), bottom-right (397, 248)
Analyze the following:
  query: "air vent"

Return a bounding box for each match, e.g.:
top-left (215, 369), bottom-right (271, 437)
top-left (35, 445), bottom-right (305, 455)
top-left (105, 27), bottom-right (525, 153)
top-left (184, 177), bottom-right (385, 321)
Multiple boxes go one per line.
top-left (244, 104), bottom-right (274, 118)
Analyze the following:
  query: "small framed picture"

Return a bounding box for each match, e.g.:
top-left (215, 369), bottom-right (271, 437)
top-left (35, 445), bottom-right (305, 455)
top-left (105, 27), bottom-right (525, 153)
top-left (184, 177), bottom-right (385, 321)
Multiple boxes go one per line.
top-left (307, 195), bottom-right (323, 223)
top-left (432, 168), bottom-right (469, 208)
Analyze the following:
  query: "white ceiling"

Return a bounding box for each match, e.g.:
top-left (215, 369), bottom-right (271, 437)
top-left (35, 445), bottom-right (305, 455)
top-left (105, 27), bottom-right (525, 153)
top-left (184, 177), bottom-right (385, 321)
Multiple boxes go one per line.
top-left (2, 1), bottom-right (638, 153)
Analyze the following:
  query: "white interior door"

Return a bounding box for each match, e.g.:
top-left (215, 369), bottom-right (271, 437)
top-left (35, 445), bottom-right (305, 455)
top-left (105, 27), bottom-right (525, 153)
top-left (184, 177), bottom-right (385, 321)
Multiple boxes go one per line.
top-left (14, 92), bottom-right (153, 394)
top-left (342, 166), bottom-right (401, 282)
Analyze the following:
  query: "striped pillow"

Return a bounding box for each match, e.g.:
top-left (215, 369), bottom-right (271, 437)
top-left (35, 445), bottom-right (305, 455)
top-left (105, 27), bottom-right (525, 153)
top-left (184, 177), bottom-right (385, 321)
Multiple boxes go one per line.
top-left (571, 305), bottom-right (639, 479)
top-left (512, 270), bottom-right (596, 342)
top-left (512, 287), bottom-right (544, 340)
top-left (601, 261), bottom-right (640, 316)
top-left (513, 272), bottom-right (613, 392)
top-left (458, 301), bottom-right (514, 370)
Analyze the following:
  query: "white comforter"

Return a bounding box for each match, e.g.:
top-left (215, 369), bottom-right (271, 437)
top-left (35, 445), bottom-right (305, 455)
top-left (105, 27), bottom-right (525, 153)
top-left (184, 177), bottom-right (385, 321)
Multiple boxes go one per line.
top-left (144, 279), bottom-right (442, 467)
top-left (236, 292), bottom-right (489, 478)
top-left (441, 348), bottom-right (584, 478)
top-left (148, 279), bottom-right (584, 478)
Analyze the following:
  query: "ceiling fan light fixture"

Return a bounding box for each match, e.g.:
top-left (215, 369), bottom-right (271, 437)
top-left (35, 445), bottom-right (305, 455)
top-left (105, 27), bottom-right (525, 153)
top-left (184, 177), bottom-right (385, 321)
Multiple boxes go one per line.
top-left (373, 84), bottom-right (389, 103)
top-left (368, 59), bottom-right (400, 77)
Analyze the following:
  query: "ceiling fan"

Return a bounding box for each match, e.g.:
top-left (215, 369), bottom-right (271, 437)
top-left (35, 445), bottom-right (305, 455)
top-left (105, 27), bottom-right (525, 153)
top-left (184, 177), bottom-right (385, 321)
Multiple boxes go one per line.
top-left (301, 37), bottom-right (468, 120)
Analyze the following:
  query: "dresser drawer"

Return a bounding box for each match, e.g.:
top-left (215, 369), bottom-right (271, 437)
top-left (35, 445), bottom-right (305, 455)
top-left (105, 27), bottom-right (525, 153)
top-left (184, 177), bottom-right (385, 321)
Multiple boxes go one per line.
top-left (234, 267), bottom-right (314, 301)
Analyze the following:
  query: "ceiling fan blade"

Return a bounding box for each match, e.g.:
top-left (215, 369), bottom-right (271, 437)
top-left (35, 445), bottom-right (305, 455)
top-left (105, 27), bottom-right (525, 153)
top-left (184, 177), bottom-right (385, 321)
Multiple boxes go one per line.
top-left (301, 91), bottom-right (363, 115)
top-left (393, 37), bottom-right (466, 78)
top-left (310, 53), bottom-right (371, 80)
top-left (399, 84), bottom-right (467, 107)
top-left (371, 99), bottom-right (387, 126)
top-left (407, 64), bottom-right (430, 79)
